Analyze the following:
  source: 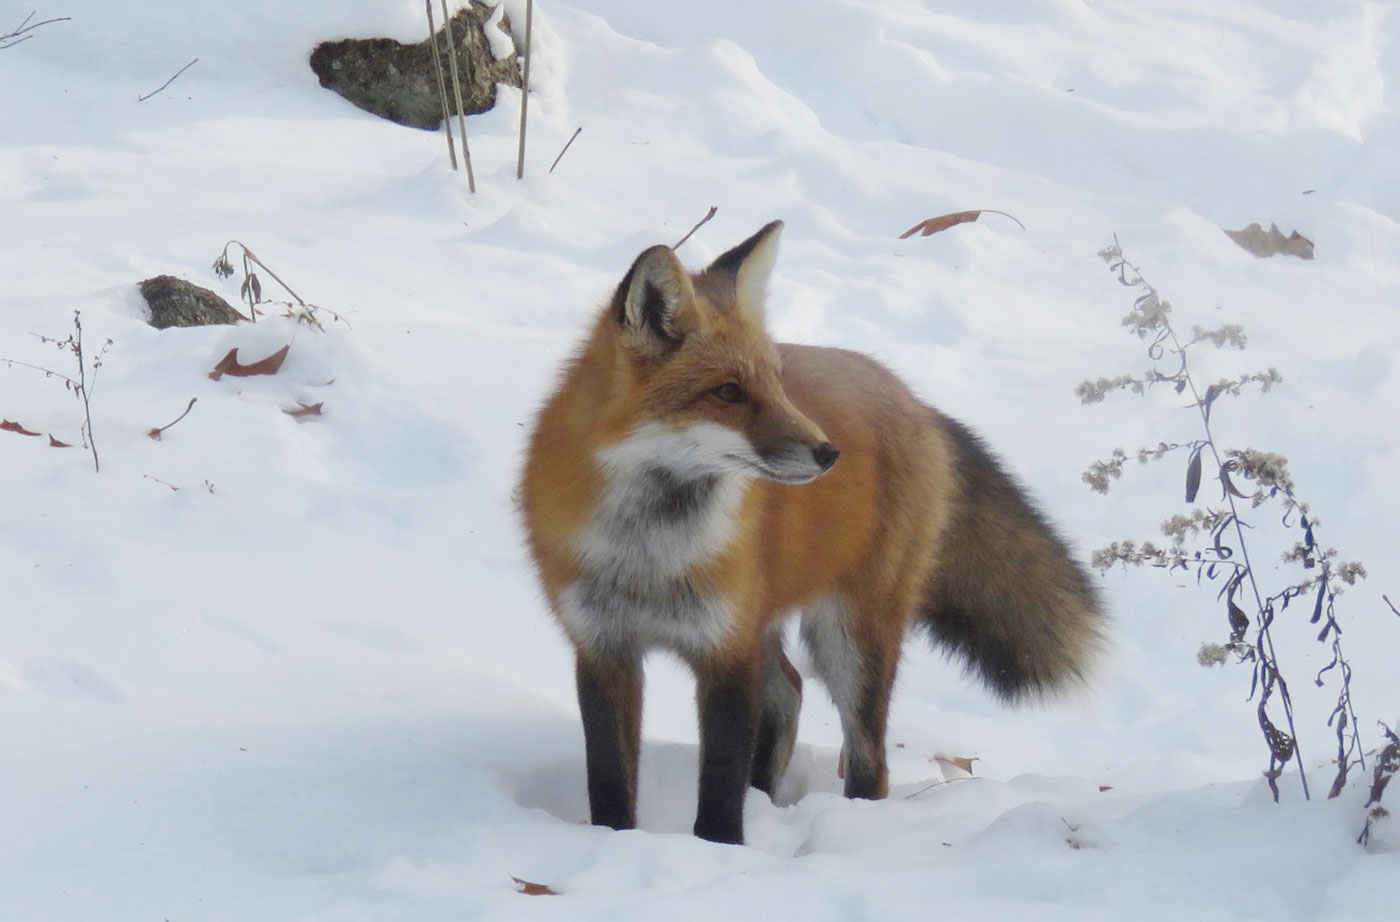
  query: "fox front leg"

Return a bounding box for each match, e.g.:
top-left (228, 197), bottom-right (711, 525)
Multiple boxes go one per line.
top-left (575, 651), bottom-right (644, 831)
top-left (693, 657), bottom-right (762, 844)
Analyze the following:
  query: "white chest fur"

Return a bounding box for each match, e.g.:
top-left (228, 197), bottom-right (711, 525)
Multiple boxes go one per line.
top-left (558, 424), bottom-right (748, 658)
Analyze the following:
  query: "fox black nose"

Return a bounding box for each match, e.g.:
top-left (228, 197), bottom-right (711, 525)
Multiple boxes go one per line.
top-left (812, 442), bottom-right (839, 471)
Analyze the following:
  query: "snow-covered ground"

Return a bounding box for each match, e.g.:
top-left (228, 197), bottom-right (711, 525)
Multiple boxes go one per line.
top-left (2, 1), bottom-right (1397, 919)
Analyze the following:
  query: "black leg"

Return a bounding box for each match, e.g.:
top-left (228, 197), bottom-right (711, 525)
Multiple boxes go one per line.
top-left (576, 651), bottom-right (643, 831)
top-left (693, 661), bottom-right (760, 844)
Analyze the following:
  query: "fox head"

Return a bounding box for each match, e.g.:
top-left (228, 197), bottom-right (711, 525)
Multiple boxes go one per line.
top-left (600, 221), bottom-right (838, 485)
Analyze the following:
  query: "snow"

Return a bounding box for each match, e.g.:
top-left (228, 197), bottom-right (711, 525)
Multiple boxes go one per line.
top-left (2, 0), bottom-right (1398, 919)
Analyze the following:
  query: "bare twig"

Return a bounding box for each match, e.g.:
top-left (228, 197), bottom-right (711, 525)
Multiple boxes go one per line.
top-left (516, 0), bottom-right (534, 179)
top-left (439, 1), bottom-right (476, 193)
top-left (0, 12), bottom-right (70, 50)
top-left (672, 206), bottom-right (718, 250)
top-left (4, 311), bottom-right (108, 472)
top-left (138, 58), bottom-right (199, 102)
top-left (425, 0), bottom-right (459, 170)
top-left (902, 776), bottom-right (971, 800)
top-left (147, 397), bottom-right (197, 441)
top-left (143, 474), bottom-right (180, 492)
top-left (549, 126), bottom-right (583, 175)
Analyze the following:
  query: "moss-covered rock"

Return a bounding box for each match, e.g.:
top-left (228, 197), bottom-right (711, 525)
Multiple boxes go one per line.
top-left (309, 3), bottom-right (521, 131)
top-left (139, 276), bottom-right (244, 329)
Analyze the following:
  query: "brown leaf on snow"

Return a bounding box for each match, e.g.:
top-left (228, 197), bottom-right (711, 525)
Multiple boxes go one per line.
top-left (900, 209), bottom-right (1026, 239)
top-left (209, 344), bottom-right (290, 380)
top-left (48, 435), bottom-right (72, 447)
top-left (283, 401), bottom-right (323, 418)
top-left (1, 419), bottom-right (42, 437)
top-left (1224, 222), bottom-right (1315, 260)
top-left (511, 876), bottom-right (559, 896)
top-left (932, 755), bottom-right (979, 777)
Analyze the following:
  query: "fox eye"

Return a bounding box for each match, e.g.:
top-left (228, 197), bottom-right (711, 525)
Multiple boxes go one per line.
top-left (711, 383), bottom-right (748, 404)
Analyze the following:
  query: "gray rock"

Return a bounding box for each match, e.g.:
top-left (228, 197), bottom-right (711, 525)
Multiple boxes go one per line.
top-left (309, 3), bottom-right (521, 131)
top-left (139, 275), bottom-right (244, 329)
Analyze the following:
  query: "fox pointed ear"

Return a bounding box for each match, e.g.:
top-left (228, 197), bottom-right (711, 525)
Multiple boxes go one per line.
top-left (705, 220), bottom-right (783, 317)
top-left (611, 244), bottom-right (695, 358)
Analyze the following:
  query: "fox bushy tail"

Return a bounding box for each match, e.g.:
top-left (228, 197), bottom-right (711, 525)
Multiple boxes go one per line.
top-left (919, 415), bottom-right (1104, 701)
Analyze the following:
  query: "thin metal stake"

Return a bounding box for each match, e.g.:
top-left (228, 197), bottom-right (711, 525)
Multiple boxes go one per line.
top-left (425, 0), bottom-right (458, 170)
top-left (516, 0), bottom-right (534, 180)
top-left (440, 1), bottom-right (477, 193)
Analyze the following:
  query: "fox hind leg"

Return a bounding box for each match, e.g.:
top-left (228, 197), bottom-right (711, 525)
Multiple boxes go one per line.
top-left (800, 595), bottom-right (899, 800)
top-left (751, 624), bottom-right (803, 798)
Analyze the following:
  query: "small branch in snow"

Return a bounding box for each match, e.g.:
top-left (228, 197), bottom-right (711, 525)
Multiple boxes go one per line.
top-left (3, 311), bottom-right (110, 473)
top-left (138, 58), bottom-right (199, 102)
top-left (148, 397), bottom-right (197, 441)
top-left (672, 206), bottom-right (718, 250)
top-left (902, 775), bottom-right (971, 800)
top-left (0, 12), bottom-right (70, 50)
top-left (549, 126), bottom-right (582, 175)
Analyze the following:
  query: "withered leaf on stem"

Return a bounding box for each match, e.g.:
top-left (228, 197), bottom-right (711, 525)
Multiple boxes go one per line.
top-left (511, 877), bottom-right (559, 896)
top-left (209, 345), bottom-right (290, 381)
top-left (1, 419), bottom-right (42, 436)
top-left (899, 209), bottom-right (1026, 239)
top-left (1260, 713), bottom-right (1296, 763)
top-left (1185, 447), bottom-right (1203, 503)
top-left (1310, 580), bottom-right (1327, 625)
top-left (1219, 466), bottom-right (1250, 500)
top-left (1228, 600), bottom-right (1250, 643)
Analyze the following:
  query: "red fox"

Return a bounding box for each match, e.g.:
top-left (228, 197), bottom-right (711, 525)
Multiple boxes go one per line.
top-left (519, 221), bottom-right (1103, 845)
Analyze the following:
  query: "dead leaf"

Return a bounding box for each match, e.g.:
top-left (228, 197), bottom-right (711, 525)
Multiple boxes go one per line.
top-left (1, 419), bottom-right (42, 437)
top-left (1224, 222), bottom-right (1314, 260)
top-left (900, 209), bottom-right (1026, 239)
top-left (1098, 785), bottom-right (1114, 793)
top-left (283, 401), bottom-right (323, 418)
top-left (48, 435), bottom-right (72, 448)
top-left (932, 755), bottom-right (979, 776)
top-left (511, 877), bottom-right (559, 896)
top-left (209, 344), bottom-right (290, 381)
